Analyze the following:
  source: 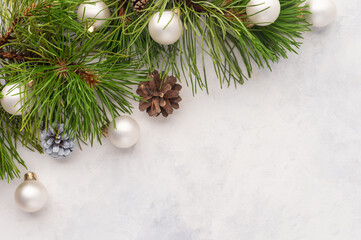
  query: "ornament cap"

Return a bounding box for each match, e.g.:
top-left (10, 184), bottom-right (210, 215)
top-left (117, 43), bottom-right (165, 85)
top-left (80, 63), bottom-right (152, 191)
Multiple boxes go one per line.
top-left (173, 8), bottom-right (181, 16)
top-left (24, 172), bottom-right (37, 181)
top-left (102, 124), bottom-right (109, 137)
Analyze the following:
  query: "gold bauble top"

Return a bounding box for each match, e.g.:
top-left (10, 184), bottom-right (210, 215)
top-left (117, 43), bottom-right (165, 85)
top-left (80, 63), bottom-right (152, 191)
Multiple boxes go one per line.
top-left (24, 172), bottom-right (37, 181)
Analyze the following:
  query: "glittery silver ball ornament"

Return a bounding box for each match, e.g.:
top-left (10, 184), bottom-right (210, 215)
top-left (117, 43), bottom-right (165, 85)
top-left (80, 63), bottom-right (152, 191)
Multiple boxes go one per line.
top-left (148, 11), bottom-right (183, 45)
top-left (108, 116), bottom-right (140, 148)
top-left (15, 172), bottom-right (48, 213)
top-left (0, 83), bottom-right (25, 115)
top-left (41, 124), bottom-right (76, 158)
top-left (77, 0), bottom-right (111, 32)
top-left (246, 0), bottom-right (281, 26)
top-left (304, 0), bottom-right (337, 28)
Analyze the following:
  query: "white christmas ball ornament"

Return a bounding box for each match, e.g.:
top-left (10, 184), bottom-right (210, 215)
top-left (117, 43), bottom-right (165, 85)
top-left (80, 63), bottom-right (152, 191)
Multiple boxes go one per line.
top-left (15, 172), bottom-right (48, 213)
top-left (1, 83), bottom-right (25, 115)
top-left (307, 0), bottom-right (336, 28)
top-left (148, 11), bottom-right (183, 45)
top-left (246, 0), bottom-right (281, 26)
top-left (108, 116), bottom-right (140, 148)
top-left (77, 0), bottom-right (111, 32)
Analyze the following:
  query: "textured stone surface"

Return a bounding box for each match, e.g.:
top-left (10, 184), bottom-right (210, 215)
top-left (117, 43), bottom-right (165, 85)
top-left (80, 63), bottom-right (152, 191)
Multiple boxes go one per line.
top-left (1, 1), bottom-right (361, 239)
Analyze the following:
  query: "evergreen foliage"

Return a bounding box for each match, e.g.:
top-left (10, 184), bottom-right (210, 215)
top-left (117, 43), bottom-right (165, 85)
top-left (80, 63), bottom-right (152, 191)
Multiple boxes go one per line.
top-left (0, 0), bottom-right (309, 180)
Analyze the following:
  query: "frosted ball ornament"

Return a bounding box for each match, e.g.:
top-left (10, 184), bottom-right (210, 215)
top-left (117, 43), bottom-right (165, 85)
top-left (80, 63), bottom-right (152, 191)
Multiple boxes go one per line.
top-left (108, 116), bottom-right (140, 148)
top-left (148, 10), bottom-right (183, 45)
top-left (77, 0), bottom-right (111, 32)
top-left (306, 0), bottom-right (336, 28)
top-left (246, 0), bottom-right (281, 26)
top-left (0, 83), bottom-right (25, 115)
top-left (14, 172), bottom-right (48, 213)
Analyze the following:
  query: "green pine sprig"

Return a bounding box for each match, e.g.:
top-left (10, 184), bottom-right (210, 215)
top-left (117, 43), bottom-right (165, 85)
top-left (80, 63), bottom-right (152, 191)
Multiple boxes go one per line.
top-left (107, 0), bottom-right (310, 93)
top-left (0, 0), bottom-right (310, 180)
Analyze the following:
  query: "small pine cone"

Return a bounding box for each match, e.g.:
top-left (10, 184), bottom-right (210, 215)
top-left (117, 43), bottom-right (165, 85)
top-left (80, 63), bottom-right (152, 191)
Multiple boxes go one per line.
top-left (131, 0), bottom-right (149, 12)
top-left (41, 124), bottom-right (76, 158)
top-left (137, 70), bottom-right (182, 117)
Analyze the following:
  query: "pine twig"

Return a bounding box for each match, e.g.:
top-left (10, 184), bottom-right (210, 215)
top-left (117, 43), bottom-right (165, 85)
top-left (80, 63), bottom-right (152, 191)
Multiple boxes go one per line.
top-left (0, 1), bottom-right (51, 61)
top-left (0, 51), bottom-right (30, 61)
top-left (0, 25), bottom-right (15, 46)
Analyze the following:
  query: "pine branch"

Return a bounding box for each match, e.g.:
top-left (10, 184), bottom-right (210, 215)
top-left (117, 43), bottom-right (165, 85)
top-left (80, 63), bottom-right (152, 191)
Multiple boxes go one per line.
top-left (109, 0), bottom-right (309, 93)
top-left (0, 24), bottom-right (15, 46)
top-left (0, 127), bottom-right (25, 181)
top-left (0, 0), bottom-right (310, 180)
top-left (0, 86), bottom-right (43, 181)
top-left (0, 0), bottom-right (147, 143)
top-left (0, 51), bottom-right (30, 61)
top-left (0, 0), bottom-right (56, 62)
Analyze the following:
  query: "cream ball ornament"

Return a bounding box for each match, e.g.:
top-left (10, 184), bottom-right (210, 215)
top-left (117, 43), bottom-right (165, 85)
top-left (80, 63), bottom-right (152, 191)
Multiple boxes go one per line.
top-left (1, 83), bottom-right (25, 115)
top-left (305, 0), bottom-right (336, 28)
top-left (14, 172), bottom-right (48, 213)
top-left (148, 10), bottom-right (183, 45)
top-left (77, 0), bottom-right (111, 32)
top-left (246, 0), bottom-right (281, 26)
top-left (108, 116), bottom-right (140, 148)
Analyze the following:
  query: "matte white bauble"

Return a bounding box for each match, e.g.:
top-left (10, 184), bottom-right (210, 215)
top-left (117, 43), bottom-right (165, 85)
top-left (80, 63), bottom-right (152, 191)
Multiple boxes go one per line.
top-left (1, 83), bottom-right (25, 115)
top-left (108, 116), bottom-right (140, 148)
top-left (306, 0), bottom-right (336, 28)
top-left (246, 0), bottom-right (281, 26)
top-left (77, 0), bottom-right (111, 32)
top-left (14, 172), bottom-right (48, 213)
top-left (148, 11), bottom-right (183, 45)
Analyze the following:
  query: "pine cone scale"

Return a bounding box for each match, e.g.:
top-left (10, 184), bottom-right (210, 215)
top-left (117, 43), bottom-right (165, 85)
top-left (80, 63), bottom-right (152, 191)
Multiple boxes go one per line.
top-left (172, 96), bottom-right (182, 103)
top-left (166, 76), bottom-right (177, 86)
top-left (163, 100), bottom-right (173, 115)
top-left (173, 84), bottom-right (182, 91)
top-left (160, 84), bottom-right (172, 94)
top-left (148, 79), bottom-right (156, 91)
top-left (164, 90), bottom-right (179, 99)
top-left (139, 101), bottom-right (151, 111)
top-left (171, 102), bottom-right (179, 109)
top-left (161, 109), bottom-right (168, 117)
top-left (159, 98), bottom-right (166, 107)
top-left (151, 97), bottom-right (161, 115)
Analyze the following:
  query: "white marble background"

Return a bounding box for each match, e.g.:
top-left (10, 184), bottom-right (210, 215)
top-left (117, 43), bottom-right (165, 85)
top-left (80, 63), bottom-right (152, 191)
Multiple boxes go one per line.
top-left (1, 0), bottom-right (361, 239)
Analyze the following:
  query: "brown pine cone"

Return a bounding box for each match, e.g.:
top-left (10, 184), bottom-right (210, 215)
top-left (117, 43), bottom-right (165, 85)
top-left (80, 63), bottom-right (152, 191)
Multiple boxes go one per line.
top-left (131, 0), bottom-right (149, 12)
top-left (137, 70), bottom-right (182, 117)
